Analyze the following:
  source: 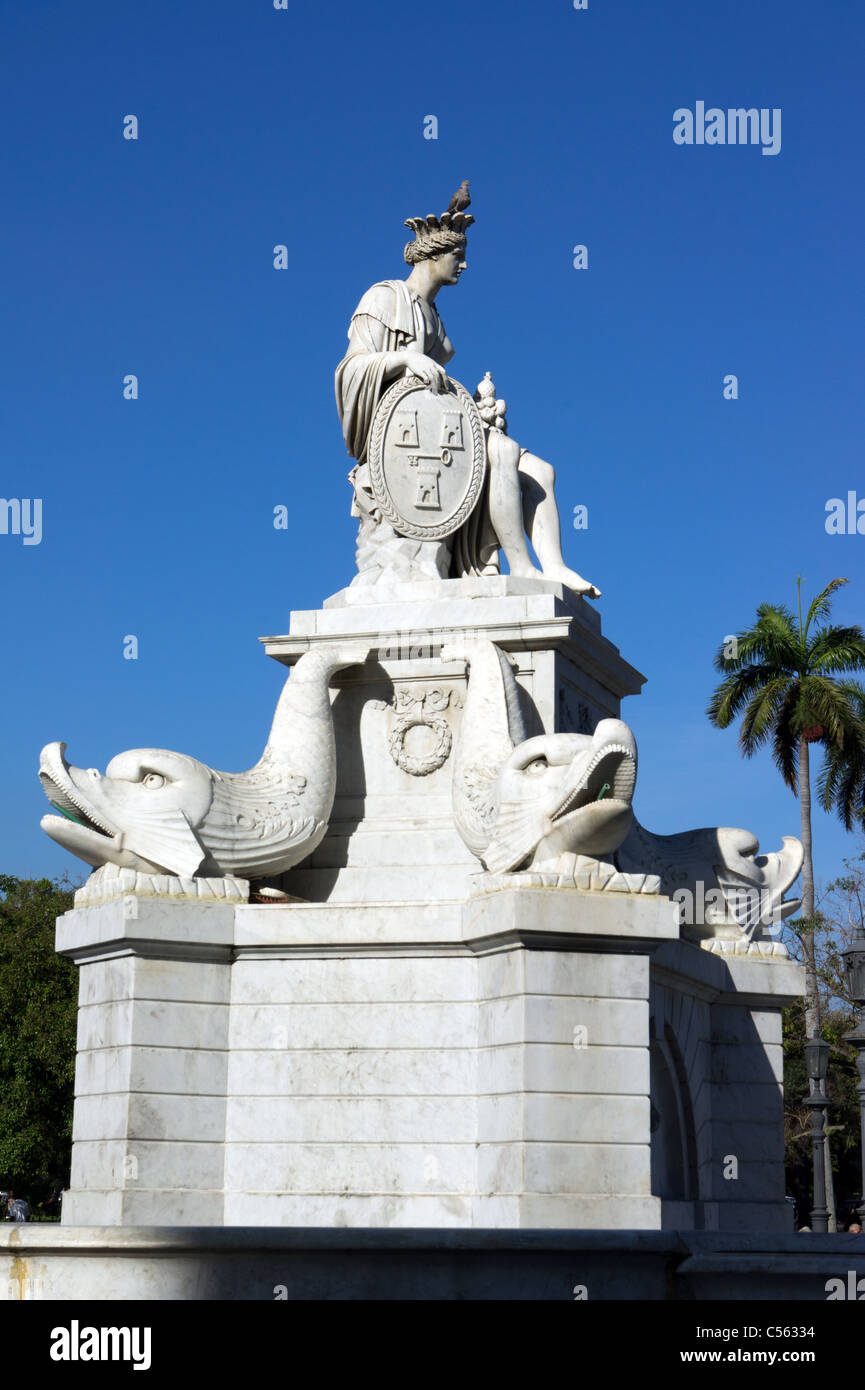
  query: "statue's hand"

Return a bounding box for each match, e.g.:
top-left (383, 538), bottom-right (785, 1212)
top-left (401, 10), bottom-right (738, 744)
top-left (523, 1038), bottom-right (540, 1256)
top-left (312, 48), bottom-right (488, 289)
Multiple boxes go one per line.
top-left (402, 353), bottom-right (448, 394)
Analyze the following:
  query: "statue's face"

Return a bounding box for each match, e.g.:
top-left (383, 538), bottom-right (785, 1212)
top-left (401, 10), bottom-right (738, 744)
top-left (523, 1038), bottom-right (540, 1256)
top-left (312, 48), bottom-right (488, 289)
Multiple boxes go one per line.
top-left (435, 248), bottom-right (466, 285)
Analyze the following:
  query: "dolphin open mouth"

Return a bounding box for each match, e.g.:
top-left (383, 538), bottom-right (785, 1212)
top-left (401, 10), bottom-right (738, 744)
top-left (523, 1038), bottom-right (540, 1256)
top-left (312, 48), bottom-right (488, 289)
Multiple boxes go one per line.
top-left (709, 833), bottom-right (804, 933)
top-left (554, 742), bottom-right (637, 821)
top-left (39, 744), bottom-right (117, 840)
top-left (38, 740), bottom-right (210, 879)
top-left (535, 741), bottom-right (637, 864)
top-left (488, 731), bottom-right (639, 876)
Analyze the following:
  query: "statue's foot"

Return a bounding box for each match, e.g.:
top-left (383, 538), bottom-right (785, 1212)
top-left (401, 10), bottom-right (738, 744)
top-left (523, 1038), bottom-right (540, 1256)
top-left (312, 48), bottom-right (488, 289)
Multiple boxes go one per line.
top-left (543, 564), bottom-right (601, 599)
top-left (507, 561), bottom-right (545, 581)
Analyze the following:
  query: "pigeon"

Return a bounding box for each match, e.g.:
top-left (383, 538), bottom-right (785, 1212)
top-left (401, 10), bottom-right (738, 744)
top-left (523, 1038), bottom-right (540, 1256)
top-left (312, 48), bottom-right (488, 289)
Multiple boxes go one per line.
top-left (446, 181), bottom-right (471, 214)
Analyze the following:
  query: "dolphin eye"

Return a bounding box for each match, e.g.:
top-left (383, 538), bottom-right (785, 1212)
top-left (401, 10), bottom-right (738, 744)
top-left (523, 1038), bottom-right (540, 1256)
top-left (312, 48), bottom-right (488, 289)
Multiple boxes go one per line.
top-left (524, 758), bottom-right (548, 775)
top-left (142, 773), bottom-right (165, 789)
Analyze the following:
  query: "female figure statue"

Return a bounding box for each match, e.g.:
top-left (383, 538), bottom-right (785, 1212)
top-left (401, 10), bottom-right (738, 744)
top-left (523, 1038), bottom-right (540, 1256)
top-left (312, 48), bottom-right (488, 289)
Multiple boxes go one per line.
top-left (335, 203), bottom-right (600, 598)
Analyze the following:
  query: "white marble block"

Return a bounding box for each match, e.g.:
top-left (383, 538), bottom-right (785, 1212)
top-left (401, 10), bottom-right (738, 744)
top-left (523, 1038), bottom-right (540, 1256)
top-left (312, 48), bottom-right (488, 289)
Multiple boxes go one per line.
top-left (58, 898), bottom-right (232, 1227)
top-left (55, 873), bottom-right (802, 1231)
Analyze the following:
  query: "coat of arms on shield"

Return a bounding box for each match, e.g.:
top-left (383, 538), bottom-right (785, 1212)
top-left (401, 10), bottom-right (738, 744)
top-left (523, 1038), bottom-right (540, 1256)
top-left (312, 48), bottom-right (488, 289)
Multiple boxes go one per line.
top-left (367, 374), bottom-right (486, 540)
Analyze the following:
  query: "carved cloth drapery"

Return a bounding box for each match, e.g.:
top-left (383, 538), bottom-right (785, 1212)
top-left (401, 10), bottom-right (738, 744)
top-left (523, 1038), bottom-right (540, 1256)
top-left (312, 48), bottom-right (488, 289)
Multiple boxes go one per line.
top-left (335, 279), bottom-right (497, 578)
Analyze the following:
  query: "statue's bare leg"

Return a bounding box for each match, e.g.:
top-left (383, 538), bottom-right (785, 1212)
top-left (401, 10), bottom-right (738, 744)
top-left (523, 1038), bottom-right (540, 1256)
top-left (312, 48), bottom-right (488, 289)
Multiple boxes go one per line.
top-left (486, 430), bottom-right (544, 580)
top-left (517, 450), bottom-right (601, 598)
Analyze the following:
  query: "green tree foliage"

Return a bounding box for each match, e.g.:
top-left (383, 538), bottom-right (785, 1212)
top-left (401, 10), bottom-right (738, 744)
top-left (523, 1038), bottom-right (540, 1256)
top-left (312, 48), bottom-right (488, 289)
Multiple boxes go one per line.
top-left (0, 875), bottom-right (77, 1206)
top-left (708, 577), bottom-right (865, 1033)
top-left (783, 999), bottom-right (862, 1227)
top-left (820, 690), bottom-right (865, 831)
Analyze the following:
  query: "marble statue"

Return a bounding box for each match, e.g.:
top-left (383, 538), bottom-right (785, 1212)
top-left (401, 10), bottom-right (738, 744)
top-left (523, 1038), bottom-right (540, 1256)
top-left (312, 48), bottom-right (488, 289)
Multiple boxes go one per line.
top-left (38, 646), bottom-right (364, 882)
top-left (335, 200), bottom-right (600, 597)
top-left (448, 639), bottom-right (803, 941)
top-left (30, 185), bottom-right (809, 1243)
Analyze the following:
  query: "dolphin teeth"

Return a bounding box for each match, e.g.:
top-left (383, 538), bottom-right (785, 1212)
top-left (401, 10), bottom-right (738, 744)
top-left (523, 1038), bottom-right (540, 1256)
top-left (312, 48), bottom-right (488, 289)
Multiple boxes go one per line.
top-left (39, 768), bottom-right (115, 838)
top-left (48, 801), bottom-right (86, 827)
top-left (555, 742), bottom-right (637, 818)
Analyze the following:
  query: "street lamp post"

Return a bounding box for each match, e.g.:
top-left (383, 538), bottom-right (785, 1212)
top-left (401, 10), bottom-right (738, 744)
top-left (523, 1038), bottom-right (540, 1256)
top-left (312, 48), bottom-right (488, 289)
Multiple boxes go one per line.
top-left (842, 927), bottom-right (865, 1226)
top-left (804, 1035), bottom-right (831, 1233)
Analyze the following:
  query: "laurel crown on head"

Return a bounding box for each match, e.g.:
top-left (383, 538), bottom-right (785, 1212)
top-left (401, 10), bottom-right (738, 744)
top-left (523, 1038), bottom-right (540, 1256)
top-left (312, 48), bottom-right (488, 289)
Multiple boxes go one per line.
top-left (403, 211), bottom-right (475, 265)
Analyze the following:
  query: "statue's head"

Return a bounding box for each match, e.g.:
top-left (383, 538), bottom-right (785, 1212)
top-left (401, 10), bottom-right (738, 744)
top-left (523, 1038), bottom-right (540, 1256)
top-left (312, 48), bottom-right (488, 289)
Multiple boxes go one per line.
top-left (403, 212), bottom-right (473, 282)
top-left (38, 740), bottom-right (214, 875)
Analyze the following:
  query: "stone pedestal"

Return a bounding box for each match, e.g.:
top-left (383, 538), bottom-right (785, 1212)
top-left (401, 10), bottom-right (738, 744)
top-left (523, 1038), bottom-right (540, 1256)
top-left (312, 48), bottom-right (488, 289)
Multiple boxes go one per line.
top-left (650, 939), bottom-right (801, 1232)
top-left (58, 887), bottom-right (677, 1228)
top-left (464, 888), bottom-right (673, 1229)
top-left (53, 579), bottom-right (804, 1232)
top-left (261, 577), bottom-right (644, 904)
top-left (56, 883), bottom-right (802, 1231)
top-left (56, 898), bottom-right (233, 1227)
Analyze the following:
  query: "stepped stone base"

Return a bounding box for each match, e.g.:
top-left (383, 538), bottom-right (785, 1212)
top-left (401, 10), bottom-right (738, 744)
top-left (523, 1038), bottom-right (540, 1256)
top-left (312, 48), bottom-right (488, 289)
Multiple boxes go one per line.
top-left (2, 1228), bottom-right (861, 1301)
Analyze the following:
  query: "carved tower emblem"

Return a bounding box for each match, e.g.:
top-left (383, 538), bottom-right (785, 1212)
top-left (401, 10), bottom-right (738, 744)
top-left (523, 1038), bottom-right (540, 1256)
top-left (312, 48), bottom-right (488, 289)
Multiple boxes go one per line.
top-left (367, 374), bottom-right (486, 540)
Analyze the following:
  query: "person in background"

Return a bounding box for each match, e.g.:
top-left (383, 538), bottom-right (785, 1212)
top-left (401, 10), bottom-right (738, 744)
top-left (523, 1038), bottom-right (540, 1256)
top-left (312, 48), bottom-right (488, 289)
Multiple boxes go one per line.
top-left (4, 1191), bottom-right (30, 1222)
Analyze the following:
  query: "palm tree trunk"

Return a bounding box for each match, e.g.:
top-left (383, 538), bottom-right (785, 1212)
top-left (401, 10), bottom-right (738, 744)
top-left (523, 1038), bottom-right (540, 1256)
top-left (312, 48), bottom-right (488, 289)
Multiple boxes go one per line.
top-left (800, 733), bottom-right (835, 1224)
top-left (799, 733), bottom-right (819, 1035)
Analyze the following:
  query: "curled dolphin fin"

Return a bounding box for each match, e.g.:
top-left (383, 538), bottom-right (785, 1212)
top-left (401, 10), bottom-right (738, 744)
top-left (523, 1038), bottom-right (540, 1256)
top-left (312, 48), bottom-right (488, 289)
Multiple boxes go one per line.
top-left (484, 795), bottom-right (547, 875)
top-left (118, 808), bottom-right (208, 878)
top-left (444, 640), bottom-right (527, 858)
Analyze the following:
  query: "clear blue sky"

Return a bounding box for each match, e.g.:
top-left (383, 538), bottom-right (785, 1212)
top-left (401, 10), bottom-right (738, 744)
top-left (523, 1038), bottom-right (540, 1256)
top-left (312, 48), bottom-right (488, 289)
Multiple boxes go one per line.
top-left (2, 0), bottom-right (863, 893)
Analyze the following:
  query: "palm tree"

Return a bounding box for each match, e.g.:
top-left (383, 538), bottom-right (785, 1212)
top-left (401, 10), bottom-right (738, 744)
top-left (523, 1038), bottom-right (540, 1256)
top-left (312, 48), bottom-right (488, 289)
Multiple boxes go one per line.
top-left (819, 687), bottom-right (865, 832)
top-left (707, 577), bottom-right (865, 1034)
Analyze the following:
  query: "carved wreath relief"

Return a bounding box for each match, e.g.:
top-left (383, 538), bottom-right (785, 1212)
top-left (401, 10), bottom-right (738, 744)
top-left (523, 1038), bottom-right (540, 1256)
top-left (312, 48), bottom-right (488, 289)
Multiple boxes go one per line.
top-left (385, 685), bottom-right (457, 776)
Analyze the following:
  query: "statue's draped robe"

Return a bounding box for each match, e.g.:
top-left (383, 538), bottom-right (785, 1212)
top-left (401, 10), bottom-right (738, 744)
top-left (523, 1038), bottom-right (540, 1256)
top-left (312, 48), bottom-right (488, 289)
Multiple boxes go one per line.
top-left (335, 279), bottom-right (497, 579)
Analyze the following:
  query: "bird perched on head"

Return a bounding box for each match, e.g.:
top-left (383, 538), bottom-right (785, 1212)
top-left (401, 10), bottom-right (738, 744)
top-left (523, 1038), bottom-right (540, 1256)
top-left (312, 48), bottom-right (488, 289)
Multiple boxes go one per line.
top-left (446, 181), bottom-right (471, 214)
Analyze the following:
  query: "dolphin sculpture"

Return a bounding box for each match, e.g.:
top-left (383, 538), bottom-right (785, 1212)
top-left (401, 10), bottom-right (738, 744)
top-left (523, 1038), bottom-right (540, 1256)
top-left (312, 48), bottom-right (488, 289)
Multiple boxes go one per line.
top-left (616, 820), bottom-right (803, 938)
top-left (442, 640), bottom-right (637, 873)
top-left (445, 639), bottom-right (802, 936)
top-left (38, 646), bottom-right (364, 882)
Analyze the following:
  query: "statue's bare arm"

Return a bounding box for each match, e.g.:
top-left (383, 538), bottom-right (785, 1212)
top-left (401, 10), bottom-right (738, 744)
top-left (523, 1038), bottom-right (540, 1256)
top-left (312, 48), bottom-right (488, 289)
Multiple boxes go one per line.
top-left (347, 314), bottom-right (448, 393)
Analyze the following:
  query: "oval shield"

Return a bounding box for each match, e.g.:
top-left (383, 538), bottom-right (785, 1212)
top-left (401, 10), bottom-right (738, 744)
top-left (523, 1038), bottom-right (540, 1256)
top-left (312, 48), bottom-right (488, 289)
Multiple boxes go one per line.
top-left (367, 374), bottom-right (486, 540)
